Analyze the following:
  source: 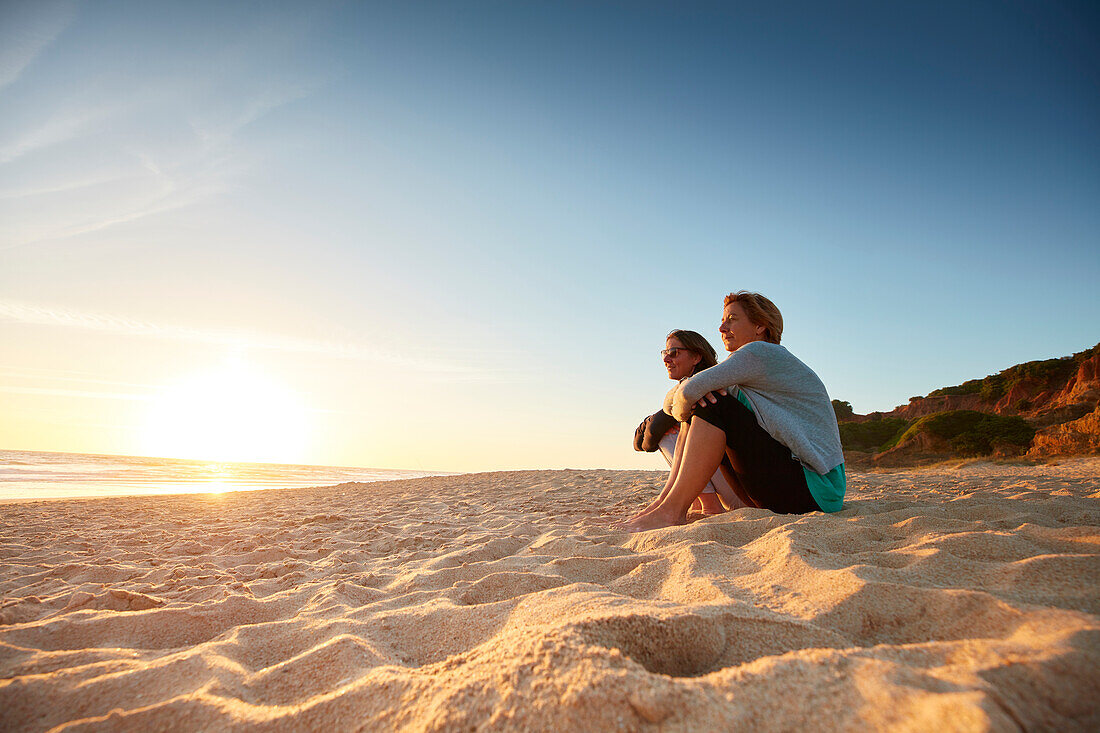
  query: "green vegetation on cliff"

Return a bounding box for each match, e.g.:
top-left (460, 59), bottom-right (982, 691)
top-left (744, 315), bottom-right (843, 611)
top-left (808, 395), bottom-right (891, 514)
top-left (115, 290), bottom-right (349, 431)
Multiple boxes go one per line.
top-left (927, 342), bottom-right (1100, 403)
top-left (838, 416), bottom-right (909, 452)
top-left (831, 400), bottom-right (855, 421)
top-left (927, 379), bottom-right (983, 398)
top-left (895, 410), bottom-right (1035, 456)
top-left (833, 400), bottom-right (910, 453)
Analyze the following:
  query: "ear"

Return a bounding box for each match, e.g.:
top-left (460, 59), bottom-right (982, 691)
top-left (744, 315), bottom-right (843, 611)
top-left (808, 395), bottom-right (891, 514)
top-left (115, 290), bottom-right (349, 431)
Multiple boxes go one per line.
top-left (754, 323), bottom-right (766, 337)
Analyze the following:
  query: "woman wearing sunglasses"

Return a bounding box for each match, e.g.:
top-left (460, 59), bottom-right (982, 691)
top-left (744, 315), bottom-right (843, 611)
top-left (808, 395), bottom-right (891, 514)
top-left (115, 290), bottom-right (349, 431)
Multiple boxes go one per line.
top-left (633, 329), bottom-right (746, 515)
top-left (623, 292), bottom-right (845, 532)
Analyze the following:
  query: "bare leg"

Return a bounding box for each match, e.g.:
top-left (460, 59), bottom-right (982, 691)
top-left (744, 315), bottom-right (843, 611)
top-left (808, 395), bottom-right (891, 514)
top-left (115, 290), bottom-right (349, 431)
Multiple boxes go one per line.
top-left (719, 448), bottom-right (759, 508)
top-left (697, 491), bottom-right (725, 515)
top-left (624, 425), bottom-right (689, 522)
top-left (621, 417), bottom-right (727, 531)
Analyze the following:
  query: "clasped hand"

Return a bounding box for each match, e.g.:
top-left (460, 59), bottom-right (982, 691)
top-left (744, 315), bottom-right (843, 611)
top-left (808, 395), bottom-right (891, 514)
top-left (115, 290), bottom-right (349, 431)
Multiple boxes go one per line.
top-left (695, 388), bottom-right (728, 408)
top-left (670, 386), bottom-right (729, 422)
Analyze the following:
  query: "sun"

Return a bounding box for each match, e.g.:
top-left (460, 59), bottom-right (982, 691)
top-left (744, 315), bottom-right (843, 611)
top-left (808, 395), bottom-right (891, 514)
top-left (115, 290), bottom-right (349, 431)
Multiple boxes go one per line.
top-left (142, 359), bottom-right (310, 464)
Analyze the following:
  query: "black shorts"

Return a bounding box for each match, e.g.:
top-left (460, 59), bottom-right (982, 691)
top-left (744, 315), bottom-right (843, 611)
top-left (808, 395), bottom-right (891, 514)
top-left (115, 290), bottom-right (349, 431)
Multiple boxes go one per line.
top-left (693, 394), bottom-right (820, 514)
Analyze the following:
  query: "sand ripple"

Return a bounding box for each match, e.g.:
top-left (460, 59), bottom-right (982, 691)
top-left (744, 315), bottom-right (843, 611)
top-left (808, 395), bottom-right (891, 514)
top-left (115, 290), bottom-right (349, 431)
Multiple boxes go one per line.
top-left (2, 461), bottom-right (1099, 731)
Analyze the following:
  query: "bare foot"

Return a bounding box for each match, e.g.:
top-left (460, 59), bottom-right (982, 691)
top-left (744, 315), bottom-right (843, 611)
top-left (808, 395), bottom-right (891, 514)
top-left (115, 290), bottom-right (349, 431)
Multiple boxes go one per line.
top-left (620, 508), bottom-right (686, 533)
top-left (614, 501), bottom-right (660, 527)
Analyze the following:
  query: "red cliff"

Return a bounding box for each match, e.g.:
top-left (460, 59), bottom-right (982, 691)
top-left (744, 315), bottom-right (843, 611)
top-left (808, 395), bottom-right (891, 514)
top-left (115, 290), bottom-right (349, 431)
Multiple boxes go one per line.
top-left (839, 343), bottom-right (1100, 462)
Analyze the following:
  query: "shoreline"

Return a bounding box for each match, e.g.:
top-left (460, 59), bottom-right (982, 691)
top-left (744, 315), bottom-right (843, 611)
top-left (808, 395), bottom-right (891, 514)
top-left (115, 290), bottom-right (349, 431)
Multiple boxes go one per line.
top-left (0, 471), bottom-right (470, 506)
top-left (0, 447), bottom-right (461, 504)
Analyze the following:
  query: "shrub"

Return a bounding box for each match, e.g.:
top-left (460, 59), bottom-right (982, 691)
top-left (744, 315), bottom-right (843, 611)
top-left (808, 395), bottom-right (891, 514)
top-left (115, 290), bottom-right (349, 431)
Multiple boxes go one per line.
top-left (928, 379), bottom-right (982, 397)
top-left (980, 374), bottom-right (1007, 402)
top-left (831, 400), bottom-right (854, 421)
top-left (1019, 359), bottom-right (1069, 381)
top-left (895, 410), bottom-right (1035, 456)
top-left (1073, 342), bottom-right (1100, 365)
top-left (839, 418), bottom-right (909, 452)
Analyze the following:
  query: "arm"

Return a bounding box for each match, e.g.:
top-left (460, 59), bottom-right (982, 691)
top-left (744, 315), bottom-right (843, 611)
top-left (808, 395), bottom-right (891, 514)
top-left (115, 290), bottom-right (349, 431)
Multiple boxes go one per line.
top-left (666, 347), bottom-right (768, 421)
top-left (634, 409), bottom-right (677, 452)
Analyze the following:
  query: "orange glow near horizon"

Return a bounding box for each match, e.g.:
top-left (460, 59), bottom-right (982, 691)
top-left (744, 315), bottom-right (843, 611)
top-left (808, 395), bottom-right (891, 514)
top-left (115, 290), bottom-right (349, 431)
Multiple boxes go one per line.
top-left (141, 359), bottom-right (310, 465)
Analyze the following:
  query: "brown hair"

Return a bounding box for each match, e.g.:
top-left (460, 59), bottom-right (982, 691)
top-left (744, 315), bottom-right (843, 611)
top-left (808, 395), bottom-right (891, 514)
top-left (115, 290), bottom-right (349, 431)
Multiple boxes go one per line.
top-left (666, 329), bottom-right (718, 374)
top-left (723, 291), bottom-right (783, 344)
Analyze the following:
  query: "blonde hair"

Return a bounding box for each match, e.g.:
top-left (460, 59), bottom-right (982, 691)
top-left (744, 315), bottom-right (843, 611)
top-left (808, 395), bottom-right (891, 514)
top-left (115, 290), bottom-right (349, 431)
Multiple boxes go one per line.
top-left (723, 291), bottom-right (783, 344)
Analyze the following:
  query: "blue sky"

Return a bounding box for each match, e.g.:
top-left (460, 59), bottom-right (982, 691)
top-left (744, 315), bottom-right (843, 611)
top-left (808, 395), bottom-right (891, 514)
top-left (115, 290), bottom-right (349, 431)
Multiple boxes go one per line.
top-left (1, 1), bottom-right (1098, 470)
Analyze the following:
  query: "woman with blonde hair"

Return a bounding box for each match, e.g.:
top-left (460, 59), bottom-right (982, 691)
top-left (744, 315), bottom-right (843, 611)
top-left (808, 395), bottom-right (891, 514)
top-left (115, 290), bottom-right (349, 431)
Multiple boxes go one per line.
top-left (634, 329), bottom-right (745, 515)
top-left (623, 292), bottom-right (845, 531)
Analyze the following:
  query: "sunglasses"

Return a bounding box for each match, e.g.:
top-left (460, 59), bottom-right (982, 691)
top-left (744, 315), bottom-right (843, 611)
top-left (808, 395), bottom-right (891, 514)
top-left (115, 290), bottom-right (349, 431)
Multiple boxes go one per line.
top-left (661, 347), bottom-right (695, 358)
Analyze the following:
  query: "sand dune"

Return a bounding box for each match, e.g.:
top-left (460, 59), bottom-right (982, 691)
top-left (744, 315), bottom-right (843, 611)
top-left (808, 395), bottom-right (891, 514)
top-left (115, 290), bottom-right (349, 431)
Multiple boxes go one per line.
top-left (2, 460), bottom-right (1099, 731)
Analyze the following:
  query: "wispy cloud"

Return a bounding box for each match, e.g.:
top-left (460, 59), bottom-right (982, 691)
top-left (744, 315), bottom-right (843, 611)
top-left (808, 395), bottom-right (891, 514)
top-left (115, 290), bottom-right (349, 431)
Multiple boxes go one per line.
top-left (0, 365), bottom-right (163, 392)
top-left (0, 367), bottom-right (367, 415)
top-left (0, 365), bottom-right (155, 405)
top-left (0, 300), bottom-right (509, 380)
top-left (0, 0), bottom-right (77, 92)
top-left (0, 82), bottom-right (319, 249)
top-left (0, 170), bottom-right (139, 200)
top-left (1, 164), bottom-right (238, 251)
top-left (0, 102), bottom-right (112, 165)
top-left (188, 82), bottom-right (315, 151)
top-left (0, 385), bottom-right (152, 402)
top-left (0, 6), bottom-right (326, 250)
top-left (0, 125), bottom-right (247, 251)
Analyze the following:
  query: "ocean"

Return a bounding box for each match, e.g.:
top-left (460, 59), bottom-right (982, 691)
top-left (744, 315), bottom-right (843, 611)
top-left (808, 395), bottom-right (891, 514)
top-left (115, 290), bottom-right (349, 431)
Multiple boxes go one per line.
top-left (0, 449), bottom-right (449, 502)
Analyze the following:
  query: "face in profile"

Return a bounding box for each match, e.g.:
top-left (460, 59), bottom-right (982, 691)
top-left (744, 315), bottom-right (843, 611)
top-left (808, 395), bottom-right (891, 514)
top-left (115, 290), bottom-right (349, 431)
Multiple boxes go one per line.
top-left (663, 336), bottom-right (701, 380)
top-left (718, 301), bottom-right (766, 352)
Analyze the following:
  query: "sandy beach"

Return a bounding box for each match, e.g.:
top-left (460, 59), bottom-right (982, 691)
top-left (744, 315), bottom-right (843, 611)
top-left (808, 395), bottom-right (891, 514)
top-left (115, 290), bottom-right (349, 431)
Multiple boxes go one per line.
top-left (2, 460), bottom-right (1098, 731)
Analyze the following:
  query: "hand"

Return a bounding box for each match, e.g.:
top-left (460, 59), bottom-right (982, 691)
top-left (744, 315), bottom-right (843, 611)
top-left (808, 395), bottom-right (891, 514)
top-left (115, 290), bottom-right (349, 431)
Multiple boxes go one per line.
top-left (695, 388), bottom-right (728, 408)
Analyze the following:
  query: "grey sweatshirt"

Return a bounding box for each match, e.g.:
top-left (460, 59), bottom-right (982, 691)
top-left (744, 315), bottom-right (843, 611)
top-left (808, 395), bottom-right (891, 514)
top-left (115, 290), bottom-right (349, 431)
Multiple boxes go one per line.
top-left (664, 340), bottom-right (844, 475)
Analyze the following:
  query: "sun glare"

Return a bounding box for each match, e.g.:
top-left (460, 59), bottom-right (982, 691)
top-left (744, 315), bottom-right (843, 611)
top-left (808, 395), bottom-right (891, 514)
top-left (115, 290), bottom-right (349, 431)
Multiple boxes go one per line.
top-left (142, 360), bottom-right (309, 464)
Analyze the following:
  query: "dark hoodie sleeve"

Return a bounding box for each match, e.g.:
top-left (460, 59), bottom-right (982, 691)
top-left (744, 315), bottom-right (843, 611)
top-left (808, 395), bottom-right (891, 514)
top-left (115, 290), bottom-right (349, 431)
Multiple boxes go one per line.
top-left (634, 409), bottom-right (677, 452)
